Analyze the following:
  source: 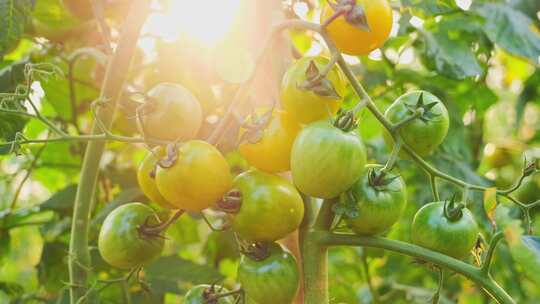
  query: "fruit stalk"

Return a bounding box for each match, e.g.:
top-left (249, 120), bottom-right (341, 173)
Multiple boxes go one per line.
top-left (68, 1), bottom-right (149, 302)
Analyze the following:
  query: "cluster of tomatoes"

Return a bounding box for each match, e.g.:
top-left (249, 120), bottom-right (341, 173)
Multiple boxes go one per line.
top-left (97, 1), bottom-right (482, 303)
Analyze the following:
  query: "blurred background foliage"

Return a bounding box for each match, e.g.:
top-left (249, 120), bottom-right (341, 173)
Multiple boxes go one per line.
top-left (0, 0), bottom-right (539, 303)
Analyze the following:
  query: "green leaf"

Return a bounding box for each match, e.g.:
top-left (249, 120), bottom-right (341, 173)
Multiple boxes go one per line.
top-left (522, 235), bottom-right (540, 262)
top-left (0, 0), bottom-right (33, 58)
top-left (145, 256), bottom-right (224, 294)
top-left (40, 184), bottom-right (78, 214)
top-left (401, 0), bottom-right (458, 17)
top-left (473, 3), bottom-right (540, 63)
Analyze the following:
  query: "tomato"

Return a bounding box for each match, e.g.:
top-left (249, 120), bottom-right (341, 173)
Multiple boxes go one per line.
top-left (280, 56), bottom-right (347, 124)
top-left (514, 175), bottom-right (540, 204)
top-left (321, 0), bottom-right (393, 56)
top-left (411, 201), bottom-right (479, 259)
top-left (238, 110), bottom-right (301, 173)
top-left (141, 83), bottom-right (202, 141)
top-left (230, 169), bottom-right (304, 241)
top-left (238, 243), bottom-right (299, 304)
top-left (184, 284), bottom-right (233, 304)
top-left (225, 151), bottom-right (250, 177)
top-left (137, 148), bottom-right (176, 209)
top-left (291, 120), bottom-right (367, 199)
top-left (155, 140), bottom-right (232, 211)
top-left (98, 203), bottom-right (164, 269)
top-left (345, 165), bottom-right (407, 235)
top-left (384, 91), bottom-right (449, 157)
top-left (482, 142), bottom-right (521, 169)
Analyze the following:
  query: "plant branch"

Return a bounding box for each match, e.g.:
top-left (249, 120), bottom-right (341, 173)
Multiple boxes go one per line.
top-left (480, 231), bottom-right (505, 275)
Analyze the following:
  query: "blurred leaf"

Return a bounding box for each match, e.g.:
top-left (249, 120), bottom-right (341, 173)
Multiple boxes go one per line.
top-left (474, 3), bottom-right (540, 63)
top-left (90, 188), bottom-right (144, 227)
top-left (401, 0), bottom-right (458, 17)
top-left (483, 187), bottom-right (498, 228)
top-left (522, 235), bottom-right (540, 262)
top-left (38, 242), bottom-right (68, 292)
top-left (516, 69), bottom-right (540, 126)
top-left (40, 184), bottom-right (77, 215)
top-left (0, 0), bottom-right (33, 58)
top-left (145, 256), bottom-right (224, 294)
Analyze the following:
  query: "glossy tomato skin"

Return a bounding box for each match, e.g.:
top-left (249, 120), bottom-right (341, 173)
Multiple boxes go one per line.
top-left (231, 169), bottom-right (304, 242)
top-left (137, 148), bottom-right (176, 209)
top-left (321, 0), bottom-right (393, 56)
top-left (346, 165), bottom-right (407, 235)
top-left (239, 110), bottom-right (301, 173)
top-left (291, 120), bottom-right (367, 199)
top-left (281, 56), bottom-right (346, 124)
top-left (384, 91), bottom-right (449, 157)
top-left (155, 140), bottom-right (232, 211)
top-left (411, 202), bottom-right (479, 259)
top-left (184, 285), bottom-right (233, 304)
top-left (98, 203), bottom-right (164, 269)
top-left (142, 83), bottom-right (202, 141)
top-left (238, 243), bottom-right (299, 304)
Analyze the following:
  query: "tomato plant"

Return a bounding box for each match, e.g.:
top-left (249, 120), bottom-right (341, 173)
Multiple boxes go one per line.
top-left (184, 285), bottom-right (234, 304)
top-left (98, 203), bottom-right (164, 269)
top-left (238, 243), bottom-right (299, 304)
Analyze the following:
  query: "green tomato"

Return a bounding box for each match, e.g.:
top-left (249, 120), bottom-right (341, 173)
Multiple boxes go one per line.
top-left (514, 175), bottom-right (540, 204)
top-left (238, 243), bottom-right (299, 304)
top-left (384, 91), bottom-right (449, 156)
top-left (291, 120), bottom-right (367, 199)
top-left (98, 203), bottom-right (164, 269)
top-left (411, 202), bottom-right (479, 259)
top-left (184, 284), bottom-right (233, 304)
top-left (231, 169), bottom-right (304, 242)
top-left (345, 165), bottom-right (407, 235)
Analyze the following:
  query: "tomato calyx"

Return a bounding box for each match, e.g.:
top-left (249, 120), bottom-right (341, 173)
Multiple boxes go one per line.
top-left (328, 0), bottom-right (371, 32)
top-left (404, 92), bottom-right (440, 124)
top-left (240, 241), bottom-right (271, 261)
top-left (238, 109), bottom-right (273, 145)
top-left (137, 209), bottom-right (185, 238)
top-left (297, 60), bottom-right (341, 99)
top-left (367, 168), bottom-right (401, 192)
top-left (333, 109), bottom-right (357, 132)
top-left (157, 143), bottom-right (179, 168)
top-left (217, 189), bottom-right (243, 213)
top-left (443, 195), bottom-right (465, 222)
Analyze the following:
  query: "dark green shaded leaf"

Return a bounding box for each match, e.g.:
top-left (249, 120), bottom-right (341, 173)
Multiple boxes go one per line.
top-left (0, 0), bottom-right (33, 58)
top-left (40, 184), bottom-right (77, 214)
top-left (401, 0), bottom-right (458, 17)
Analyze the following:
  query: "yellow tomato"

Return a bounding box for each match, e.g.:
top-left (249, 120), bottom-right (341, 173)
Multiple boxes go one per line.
top-left (155, 141), bottom-right (232, 212)
top-left (239, 110), bottom-right (301, 173)
top-left (321, 0), bottom-right (393, 56)
top-left (280, 56), bottom-right (346, 124)
top-left (137, 148), bottom-right (176, 209)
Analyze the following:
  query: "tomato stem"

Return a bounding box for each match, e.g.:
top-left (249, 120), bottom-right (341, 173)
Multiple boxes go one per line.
top-left (480, 231), bottom-right (505, 275)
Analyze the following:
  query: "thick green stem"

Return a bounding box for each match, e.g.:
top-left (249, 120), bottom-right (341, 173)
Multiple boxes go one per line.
top-left (68, 2), bottom-right (149, 303)
top-left (302, 230), bottom-right (328, 304)
top-left (319, 232), bottom-right (515, 304)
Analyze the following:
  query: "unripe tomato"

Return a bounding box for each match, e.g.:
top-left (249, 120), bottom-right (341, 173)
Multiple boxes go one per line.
top-left (280, 56), bottom-right (346, 124)
top-left (482, 142), bottom-right (520, 169)
top-left (184, 284), bottom-right (233, 304)
top-left (230, 169), bottom-right (304, 242)
top-left (98, 203), bottom-right (164, 269)
top-left (411, 201), bottom-right (479, 259)
top-left (137, 148), bottom-right (176, 209)
top-left (514, 175), bottom-right (540, 204)
top-left (141, 83), bottom-right (202, 141)
top-left (384, 91), bottom-right (449, 157)
top-left (238, 243), bottom-right (299, 304)
top-left (345, 165), bottom-right (407, 235)
top-left (321, 0), bottom-right (393, 56)
top-left (155, 141), bottom-right (232, 212)
top-left (238, 110), bottom-right (301, 173)
top-left (291, 120), bottom-right (367, 198)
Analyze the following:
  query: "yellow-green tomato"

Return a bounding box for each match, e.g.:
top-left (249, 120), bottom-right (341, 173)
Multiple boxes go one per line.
top-left (238, 243), bottom-right (299, 304)
top-left (155, 140), bottom-right (232, 212)
top-left (137, 147), bottom-right (176, 209)
top-left (345, 165), bottom-right (407, 235)
top-left (238, 110), bottom-right (301, 173)
top-left (230, 169), bottom-right (304, 242)
top-left (141, 83), bottom-right (202, 141)
top-left (98, 203), bottom-right (164, 269)
top-left (280, 56), bottom-right (346, 124)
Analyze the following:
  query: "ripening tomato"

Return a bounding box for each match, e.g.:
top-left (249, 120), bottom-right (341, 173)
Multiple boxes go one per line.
top-left (137, 148), bottom-right (176, 209)
top-left (384, 91), bottom-right (449, 157)
top-left (411, 201), bottom-right (479, 259)
top-left (98, 203), bottom-right (164, 269)
top-left (345, 165), bottom-right (407, 235)
top-left (291, 120), bottom-right (367, 198)
top-left (155, 140), bottom-right (232, 211)
top-left (184, 284), bottom-right (233, 304)
top-left (238, 243), bottom-right (299, 304)
top-left (230, 169), bottom-right (304, 242)
top-left (321, 0), bottom-right (393, 56)
top-left (281, 56), bottom-right (347, 124)
top-left (238, 110), bottom-right (301, 173)
top-left (141, 83), bottom-right (202, 141)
